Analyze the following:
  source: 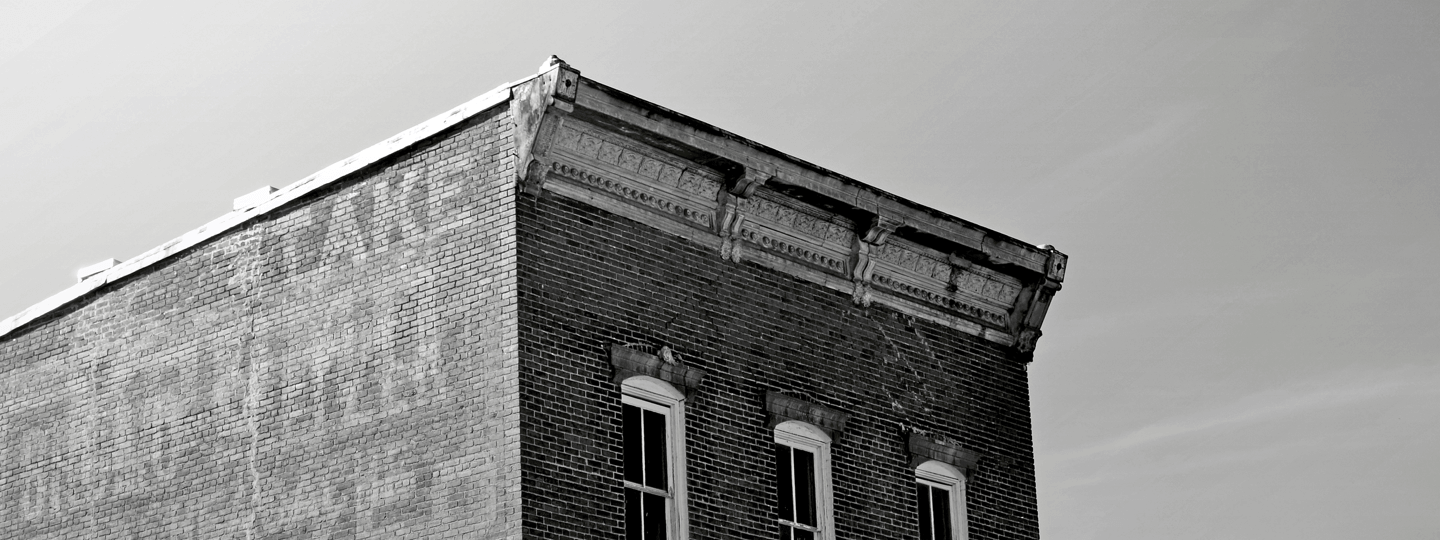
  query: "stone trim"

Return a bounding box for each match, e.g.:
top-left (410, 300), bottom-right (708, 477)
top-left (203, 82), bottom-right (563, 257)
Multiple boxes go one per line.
top-left (610, 344), bottom-right (707, 397)
top-left (907, 434), bottom-right (981, 478)
top-left (572, 76), bottom-right (1061, 277)
top-left (765, 392), bottom-right (852, 440)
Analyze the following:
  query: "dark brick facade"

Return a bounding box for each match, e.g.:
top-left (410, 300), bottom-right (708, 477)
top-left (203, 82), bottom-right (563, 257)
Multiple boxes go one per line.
top-left (1, 59), bottom-right (1063, 540)
top-left (518, 193), bottom-right (1038, 540)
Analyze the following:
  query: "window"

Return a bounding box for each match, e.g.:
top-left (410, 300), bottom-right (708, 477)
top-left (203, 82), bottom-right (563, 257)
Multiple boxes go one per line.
top-left (622, 376), bottom-right (687, 540)
top-left (773, 421), bottom-right (833, 540)
top-left (914, 460), bottom-right (966, 540)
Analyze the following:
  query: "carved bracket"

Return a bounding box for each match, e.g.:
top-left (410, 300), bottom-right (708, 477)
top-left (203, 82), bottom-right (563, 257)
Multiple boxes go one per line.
top-left (715, 190), bottom-right (747, 263)
top-left (1008, 274), bottom-right (1062, 356)
top-left (907, 434), bottom-right (981, 479)
top-left (765, 391), bottom-right (852, 440)
top-left (511, 57), bottom-right (581, 196)
top-left (610, 344), bottom-right (707, 397)
top-left (727, 166), bottom-right (773, 198)
top-left (849, 215), bottom-right (904, 306)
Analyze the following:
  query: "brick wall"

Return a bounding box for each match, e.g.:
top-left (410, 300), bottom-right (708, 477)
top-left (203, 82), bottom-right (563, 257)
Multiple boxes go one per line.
top-left (517, 192), bottom-right (1039, 540)
top-left (0, 106), bottom-right (521, 540)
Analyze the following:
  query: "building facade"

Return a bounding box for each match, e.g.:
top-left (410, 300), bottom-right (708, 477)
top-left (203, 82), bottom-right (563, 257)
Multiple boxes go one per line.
top-left (0, 58), bottom-right (1068, 540)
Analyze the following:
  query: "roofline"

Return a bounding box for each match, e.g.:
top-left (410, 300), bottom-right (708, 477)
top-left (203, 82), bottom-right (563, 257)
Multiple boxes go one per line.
top-left (0, 71), bottom-right (535, 339)
top-left (2, 58), bottom-right (1066, 346)
top-left (568, 76), bottom-right (1065, 278)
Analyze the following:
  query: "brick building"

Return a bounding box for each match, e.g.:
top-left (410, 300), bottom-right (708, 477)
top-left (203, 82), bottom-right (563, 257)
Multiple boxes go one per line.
top-left (0, 57), bottom-right (1068, 539)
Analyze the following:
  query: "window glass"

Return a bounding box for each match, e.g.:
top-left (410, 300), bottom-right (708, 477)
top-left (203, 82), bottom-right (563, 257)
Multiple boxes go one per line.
top-left (915, 460), bottom-right (966, 540)
top-left (621, 380), bottom-right (686, 540)
top-left (916, 481), bottom-right (953, 540)
top-left (774, 421), bottom-right (830, 540)
top-left (643, 409), bottom-right (667, 490)
top-left (623, 402), bottom-right (669, 539)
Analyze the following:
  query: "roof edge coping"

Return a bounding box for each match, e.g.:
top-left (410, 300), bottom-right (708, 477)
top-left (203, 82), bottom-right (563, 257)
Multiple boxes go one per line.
top-left (0, 65), bottom-right (547, 340)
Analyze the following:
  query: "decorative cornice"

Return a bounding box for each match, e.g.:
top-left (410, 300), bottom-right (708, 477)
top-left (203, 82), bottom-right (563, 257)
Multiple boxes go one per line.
top-left (907, 434), bottom-right (981, 478)
top-left (0, 58), bottom-right (1070, 359)
top-left (610, 344), bottom-right (707, 397)
top-left (765, 392), bottom-right (852, 440)
top-left (543, 116), bottom-right (1043, 350)
top-left (551, 163), bottom-right (713, 229)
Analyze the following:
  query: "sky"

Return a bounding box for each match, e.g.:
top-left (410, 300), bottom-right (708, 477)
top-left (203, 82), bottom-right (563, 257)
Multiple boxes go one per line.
top-left (2, 1), bottom-right (1437, 538)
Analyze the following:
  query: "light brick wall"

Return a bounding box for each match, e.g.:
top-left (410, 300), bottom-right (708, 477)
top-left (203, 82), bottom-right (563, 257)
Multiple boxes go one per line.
top-left (0, 106), bottom-right (521, 540)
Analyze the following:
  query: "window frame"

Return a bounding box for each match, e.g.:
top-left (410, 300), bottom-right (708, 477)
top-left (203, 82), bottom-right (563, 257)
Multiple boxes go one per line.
top-left (773, 420), bottom-right (834, 540)
top-left (915, 460), bottom-right (967, 540)
top-left (621, 376), bottom-right (688, 540)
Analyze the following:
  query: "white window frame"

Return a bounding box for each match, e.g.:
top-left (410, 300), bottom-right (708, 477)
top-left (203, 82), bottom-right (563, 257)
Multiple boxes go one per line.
top-left (773, 420), bottom-right (834, 540)
top-left (915, 460), bottom-right (967, 540)
top-left (621, 376), bottom-right (688, 540)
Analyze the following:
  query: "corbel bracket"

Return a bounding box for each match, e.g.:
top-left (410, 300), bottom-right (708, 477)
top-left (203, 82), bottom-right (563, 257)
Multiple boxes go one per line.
top-left (727, 166), bottom-right (773, 198)
top-left (714, 165), bottom-right (773, 262)
top-left (907, 434), bottom-right (982, 479)
top-left (715, 190), bottom-right (747, 263)
top-left (1007, 245), bottom-right (1067, 357)
top-left (765, 392), bottom-right (852, 441)
top-left (849, 215), bottom-right (904, 306)
top-left (512, 56), bottom-right (582, 196)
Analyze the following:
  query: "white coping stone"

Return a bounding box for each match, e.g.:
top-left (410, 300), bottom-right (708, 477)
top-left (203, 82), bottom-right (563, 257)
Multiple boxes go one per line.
top-left (232, 186), bottom-right (279, 211)
top-left (76, 259), bottom-right (121, 283)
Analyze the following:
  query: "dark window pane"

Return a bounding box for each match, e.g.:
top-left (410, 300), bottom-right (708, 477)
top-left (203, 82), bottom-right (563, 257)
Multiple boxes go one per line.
top-left (932, 486), bottom-right (952, 540)
top-left (780, 524), bottom-right (792, 540)
top-left (624, 404), bottom-right (643, 484)
top-left (625, 488), bottom-right (642, 540)
top-left (916, 484), bottom-right (933, 540)
top-left (775, 444), bottom-right (793, 521)
top-left (643, 492), bottom-right (667, 540)
top-left (643, 409), bottom-right (668, 490)
top-left (793, 527), bottom-right (815, 540)
top-left (793, 448), bottom-right (817, 527)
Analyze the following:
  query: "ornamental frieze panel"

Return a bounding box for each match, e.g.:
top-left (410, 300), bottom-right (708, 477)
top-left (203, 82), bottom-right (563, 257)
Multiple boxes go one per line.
top-left (875, 238), bottom-right (1022, 306)
top-left (736, 194), bottom-right (855, 249)
top-left (549, 162), bottom-right (713, 230)
top-left (872, 241), bottom-right (951, 282)
top-left (871, 273), bottom-right (1010, 328)
top-left (729, 192), bottom-right (854, 276)
top-left (552, 123), bottom-right (721, 204)
top-left (736, 224), bottom-right (848, 275)
top-left (866, 237), bottom-right (1020, 328)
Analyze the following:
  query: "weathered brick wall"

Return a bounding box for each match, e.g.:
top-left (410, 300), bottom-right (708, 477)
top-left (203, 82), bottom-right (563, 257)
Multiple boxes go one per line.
top-left (517, 193), bottom-right (1039, 540)
top-left (0, 106), bottom-right (521, 540)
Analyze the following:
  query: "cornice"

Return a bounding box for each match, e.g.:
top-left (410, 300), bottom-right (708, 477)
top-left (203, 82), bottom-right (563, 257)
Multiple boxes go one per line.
top-left (519, 65), bottom-right (1069, 357)
top-left (1, 57), bottom-right (1069, 358)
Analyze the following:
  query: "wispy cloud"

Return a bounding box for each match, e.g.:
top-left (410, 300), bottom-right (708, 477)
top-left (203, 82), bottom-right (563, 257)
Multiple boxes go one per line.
top-left (1050, 364), bottom-right (1440, 466)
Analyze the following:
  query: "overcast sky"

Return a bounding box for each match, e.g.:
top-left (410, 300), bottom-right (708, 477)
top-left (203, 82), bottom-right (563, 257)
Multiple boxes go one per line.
top-left (2, 1), bottom-right (1437, 538)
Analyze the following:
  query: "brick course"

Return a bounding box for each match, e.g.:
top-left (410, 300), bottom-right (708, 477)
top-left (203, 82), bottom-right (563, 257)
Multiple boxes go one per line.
top-left (517, 193), bottom-right (1039, 540)
top-left (1, 106), bottom-right (521, 540)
